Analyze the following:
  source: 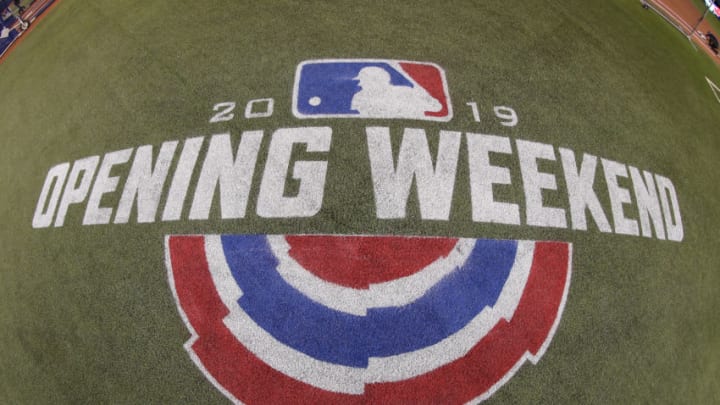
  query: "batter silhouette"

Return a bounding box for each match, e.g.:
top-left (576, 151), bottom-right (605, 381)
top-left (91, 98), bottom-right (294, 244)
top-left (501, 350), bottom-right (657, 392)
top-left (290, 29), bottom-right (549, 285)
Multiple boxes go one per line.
top-left (351, 67), bottom-right (442, 118)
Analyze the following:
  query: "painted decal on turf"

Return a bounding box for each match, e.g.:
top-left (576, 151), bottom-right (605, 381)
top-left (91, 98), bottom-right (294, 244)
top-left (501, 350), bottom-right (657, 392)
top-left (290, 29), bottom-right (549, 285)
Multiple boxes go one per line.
top-left (32, 128), bottom-right (685, 241)
top-left (29, 57), bottom-right (688, 404)
top-left (292, 59), bottom-right (452, 121)
top-left (165, 234), bottom-right (572, 404)
top-left (31, 59), bottom-right (686, 242)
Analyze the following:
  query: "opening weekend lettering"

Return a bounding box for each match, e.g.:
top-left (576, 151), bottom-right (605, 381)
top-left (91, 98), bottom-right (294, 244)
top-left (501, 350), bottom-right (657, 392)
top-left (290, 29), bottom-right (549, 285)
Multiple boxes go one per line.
top-left (32, 126), bottom-right (684, 241)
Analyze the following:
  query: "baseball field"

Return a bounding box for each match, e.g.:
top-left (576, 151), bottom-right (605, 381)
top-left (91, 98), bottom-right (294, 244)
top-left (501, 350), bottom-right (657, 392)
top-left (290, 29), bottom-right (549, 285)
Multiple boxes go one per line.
top-left (1, 0), bottom-right (719, 403)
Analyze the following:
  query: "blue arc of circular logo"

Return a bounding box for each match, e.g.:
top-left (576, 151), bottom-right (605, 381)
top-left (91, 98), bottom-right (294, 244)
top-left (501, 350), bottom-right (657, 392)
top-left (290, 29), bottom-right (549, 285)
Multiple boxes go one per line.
top-left (220, 235), bottom-right (517, 368)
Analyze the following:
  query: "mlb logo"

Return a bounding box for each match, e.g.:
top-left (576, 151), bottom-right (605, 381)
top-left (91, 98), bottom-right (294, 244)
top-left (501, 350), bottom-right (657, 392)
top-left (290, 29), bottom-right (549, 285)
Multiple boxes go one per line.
top-left (293, 59), bottom-right (453, 121)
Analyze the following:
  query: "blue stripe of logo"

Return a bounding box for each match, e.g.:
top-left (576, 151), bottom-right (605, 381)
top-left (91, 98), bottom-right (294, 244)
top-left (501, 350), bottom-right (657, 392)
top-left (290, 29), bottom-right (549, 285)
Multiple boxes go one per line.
top-left (220, 235), bottom-right (517, 367)
top-left (296, 62), bottom-right (414, 115)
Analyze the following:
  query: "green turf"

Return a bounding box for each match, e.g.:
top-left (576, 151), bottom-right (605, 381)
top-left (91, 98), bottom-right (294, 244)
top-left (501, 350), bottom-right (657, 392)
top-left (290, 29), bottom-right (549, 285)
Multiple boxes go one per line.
top-left (1, 0), bottom-right (719, 403)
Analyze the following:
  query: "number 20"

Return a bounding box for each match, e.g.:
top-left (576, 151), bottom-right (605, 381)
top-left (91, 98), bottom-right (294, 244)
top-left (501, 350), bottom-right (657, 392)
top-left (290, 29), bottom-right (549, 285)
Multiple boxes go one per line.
top-left (209, 98), bottom-right (275, 123)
